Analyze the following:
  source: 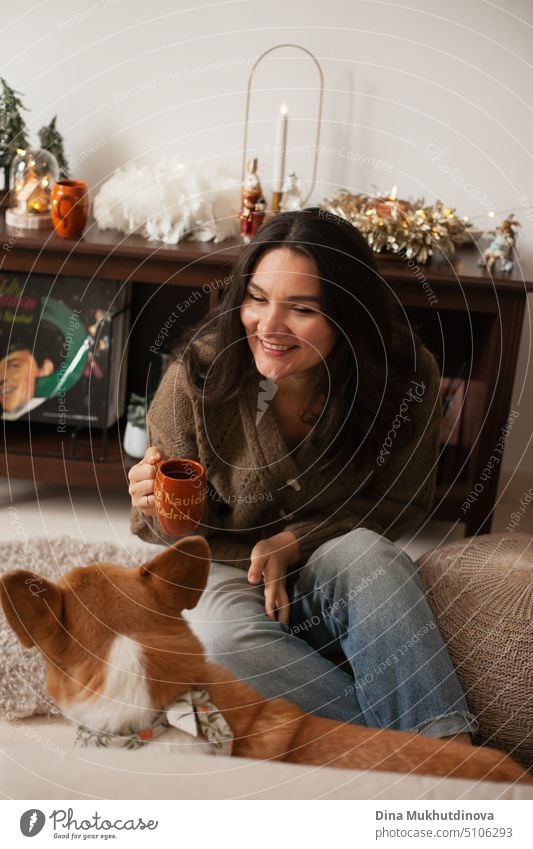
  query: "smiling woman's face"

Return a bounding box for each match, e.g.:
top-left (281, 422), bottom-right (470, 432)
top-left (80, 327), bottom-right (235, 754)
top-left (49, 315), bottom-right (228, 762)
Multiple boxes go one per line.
top-left (239, 248), bottom-right (337, 383)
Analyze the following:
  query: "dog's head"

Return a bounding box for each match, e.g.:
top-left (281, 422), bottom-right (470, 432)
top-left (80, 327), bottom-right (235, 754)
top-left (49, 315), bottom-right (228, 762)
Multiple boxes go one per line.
top-left (0, 537), bottom-right (211, 735)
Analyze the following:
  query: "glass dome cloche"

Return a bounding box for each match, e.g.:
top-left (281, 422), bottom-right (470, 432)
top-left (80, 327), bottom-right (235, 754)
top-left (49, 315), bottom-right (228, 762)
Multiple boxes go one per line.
top-left (5, 148), bottom-right (59, 229)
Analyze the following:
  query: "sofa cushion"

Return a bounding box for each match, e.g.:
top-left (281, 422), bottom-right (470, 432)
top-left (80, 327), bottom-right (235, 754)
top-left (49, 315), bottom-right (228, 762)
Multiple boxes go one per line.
top-left (417, 532), bottom-right (533, 770)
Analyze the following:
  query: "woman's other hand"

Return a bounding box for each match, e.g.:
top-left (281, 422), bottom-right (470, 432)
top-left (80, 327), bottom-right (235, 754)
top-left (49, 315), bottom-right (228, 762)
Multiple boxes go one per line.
top-left (128, 446), bottom-right (167, 516)
top-left (248, 531), bottom-right (301, 624)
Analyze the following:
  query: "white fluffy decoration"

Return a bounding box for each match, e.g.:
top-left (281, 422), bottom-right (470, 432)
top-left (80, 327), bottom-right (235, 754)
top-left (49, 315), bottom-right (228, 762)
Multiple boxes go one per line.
top-left (93, 158), bottom-right (241, 244)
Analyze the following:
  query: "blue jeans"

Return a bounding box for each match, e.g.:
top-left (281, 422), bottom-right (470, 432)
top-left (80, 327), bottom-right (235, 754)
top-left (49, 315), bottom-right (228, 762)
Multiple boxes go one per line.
top-left (184, 528), bottom-right (478, 737)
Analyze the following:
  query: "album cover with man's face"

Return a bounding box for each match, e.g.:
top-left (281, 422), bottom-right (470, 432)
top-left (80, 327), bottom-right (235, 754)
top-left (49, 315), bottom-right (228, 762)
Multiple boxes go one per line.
top-left (0, 273), bottom-right (130, 427)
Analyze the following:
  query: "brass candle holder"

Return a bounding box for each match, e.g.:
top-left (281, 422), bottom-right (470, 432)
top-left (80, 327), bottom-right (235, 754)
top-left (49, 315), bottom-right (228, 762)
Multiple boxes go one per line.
top-left (241, 43), bottom-right (324, 214)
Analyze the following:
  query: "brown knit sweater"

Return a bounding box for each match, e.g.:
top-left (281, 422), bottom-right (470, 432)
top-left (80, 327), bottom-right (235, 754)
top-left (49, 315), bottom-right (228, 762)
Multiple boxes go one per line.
top-left (130, 345), bottom-right (442, 569)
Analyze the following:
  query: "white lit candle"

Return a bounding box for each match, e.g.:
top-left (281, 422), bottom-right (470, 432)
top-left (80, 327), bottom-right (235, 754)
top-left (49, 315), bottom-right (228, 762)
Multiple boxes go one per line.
top-left (272, 104), bottom-right (288, 192)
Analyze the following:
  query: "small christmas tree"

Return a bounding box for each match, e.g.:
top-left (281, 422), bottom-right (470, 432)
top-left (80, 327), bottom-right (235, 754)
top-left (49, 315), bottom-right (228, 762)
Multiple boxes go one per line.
top-left (0, 77), bottom-right (30, 190)
top-left (38, 115), bottom-right (69, 179)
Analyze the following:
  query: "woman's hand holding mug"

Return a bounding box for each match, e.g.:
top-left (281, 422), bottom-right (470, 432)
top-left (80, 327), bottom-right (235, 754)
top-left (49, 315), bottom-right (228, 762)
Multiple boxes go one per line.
top-left (129, 447), bottom-right (207, 536)
top-left (128, 446), bottom-right (166, 516)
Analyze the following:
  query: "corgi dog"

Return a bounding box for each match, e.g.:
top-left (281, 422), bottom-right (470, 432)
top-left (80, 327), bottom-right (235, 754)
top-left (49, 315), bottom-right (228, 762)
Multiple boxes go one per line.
top-left (1, 536), bottom-right (530, 784)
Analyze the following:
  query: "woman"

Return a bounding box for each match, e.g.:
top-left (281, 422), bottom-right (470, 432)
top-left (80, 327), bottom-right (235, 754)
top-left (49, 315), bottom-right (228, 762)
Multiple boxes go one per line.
top-left (129, 208), bottom-right (477, 742)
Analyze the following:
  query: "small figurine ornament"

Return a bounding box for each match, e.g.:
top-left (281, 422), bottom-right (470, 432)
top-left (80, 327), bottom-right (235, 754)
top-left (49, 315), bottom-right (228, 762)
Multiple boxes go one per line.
top-left (240, 158), bottom-right (266, 243)
top-left (479, 214), bottom-right (521, 274)
top-left (280, 171), bottom-right (303, 212)
top-left (6, 147), bottom-right (59, 229)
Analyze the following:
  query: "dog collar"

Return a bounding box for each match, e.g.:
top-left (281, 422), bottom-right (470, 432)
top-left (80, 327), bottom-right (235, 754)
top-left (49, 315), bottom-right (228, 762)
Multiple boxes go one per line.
top-left (74, 688), bottom-right (233, 755)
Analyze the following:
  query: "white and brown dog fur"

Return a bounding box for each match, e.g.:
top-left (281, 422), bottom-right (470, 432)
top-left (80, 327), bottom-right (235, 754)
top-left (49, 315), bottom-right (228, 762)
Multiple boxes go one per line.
top-left (1, 537), bottom-right (531, 783)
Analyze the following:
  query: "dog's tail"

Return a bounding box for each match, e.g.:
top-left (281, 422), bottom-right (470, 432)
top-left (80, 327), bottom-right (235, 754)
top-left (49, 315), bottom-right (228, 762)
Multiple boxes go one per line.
top-left (287, 716), bottom-right (532, 784)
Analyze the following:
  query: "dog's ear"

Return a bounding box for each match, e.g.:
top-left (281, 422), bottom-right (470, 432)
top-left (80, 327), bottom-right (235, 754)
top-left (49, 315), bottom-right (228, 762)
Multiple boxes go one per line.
top-left (0, 570), bottom-right (63, 649)
top-left (140, 536), bottom-right (211, 610)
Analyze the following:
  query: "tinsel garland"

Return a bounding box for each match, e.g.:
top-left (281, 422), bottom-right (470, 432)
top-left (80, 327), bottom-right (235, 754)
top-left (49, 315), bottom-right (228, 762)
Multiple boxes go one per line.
top-left (321, 191), bottom-right (472, 264)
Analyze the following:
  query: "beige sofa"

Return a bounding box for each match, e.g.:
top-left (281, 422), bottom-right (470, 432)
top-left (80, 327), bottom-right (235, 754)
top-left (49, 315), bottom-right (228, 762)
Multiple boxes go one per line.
top-left (0, 714), bottom-right (531, 800)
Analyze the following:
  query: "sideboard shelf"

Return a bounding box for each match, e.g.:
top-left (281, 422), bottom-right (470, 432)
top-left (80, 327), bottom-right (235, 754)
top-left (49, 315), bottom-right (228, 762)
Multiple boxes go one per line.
top-left (2, 420), bottom-right (134, 490)
top-left (1, 216), bottom-right (532, 537)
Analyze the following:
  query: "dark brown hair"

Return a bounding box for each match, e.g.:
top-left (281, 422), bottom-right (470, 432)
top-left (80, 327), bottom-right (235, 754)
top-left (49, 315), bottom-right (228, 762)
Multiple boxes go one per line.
top-left (177, 208), bottom-right (422, 471)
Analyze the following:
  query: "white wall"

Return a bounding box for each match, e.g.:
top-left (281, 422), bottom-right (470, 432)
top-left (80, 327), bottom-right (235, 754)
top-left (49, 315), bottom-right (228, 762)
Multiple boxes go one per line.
top-left (3, 0), bottom-right (532, 515)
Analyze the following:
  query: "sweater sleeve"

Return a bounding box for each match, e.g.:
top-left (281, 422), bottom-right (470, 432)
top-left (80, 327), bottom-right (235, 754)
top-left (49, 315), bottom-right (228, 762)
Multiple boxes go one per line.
top-left (129, 360), bottom-right (223, 546)
top-left (284, 348), bottom-right (442, 563)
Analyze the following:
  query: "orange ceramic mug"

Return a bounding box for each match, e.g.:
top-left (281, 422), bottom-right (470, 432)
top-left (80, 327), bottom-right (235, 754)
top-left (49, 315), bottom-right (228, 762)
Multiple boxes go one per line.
top-left (51, 180), bottom-right (89, 238)
top-left (154, 458), bottom-right (206, 536)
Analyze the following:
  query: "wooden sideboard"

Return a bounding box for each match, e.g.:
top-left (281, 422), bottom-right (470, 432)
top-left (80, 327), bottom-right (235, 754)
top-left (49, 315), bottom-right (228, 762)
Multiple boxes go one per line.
top-left (1, 216), bottom-right (532, 537)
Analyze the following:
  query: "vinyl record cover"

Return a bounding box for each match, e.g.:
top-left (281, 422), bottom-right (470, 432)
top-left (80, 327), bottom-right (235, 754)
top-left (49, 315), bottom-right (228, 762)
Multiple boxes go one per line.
top-left (0, 273), bottom-right (130, 427)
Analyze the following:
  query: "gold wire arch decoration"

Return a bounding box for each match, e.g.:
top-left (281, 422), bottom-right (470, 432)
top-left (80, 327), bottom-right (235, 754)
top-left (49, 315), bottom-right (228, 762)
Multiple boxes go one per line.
top-left (241, 43), bottom-right (324, 208)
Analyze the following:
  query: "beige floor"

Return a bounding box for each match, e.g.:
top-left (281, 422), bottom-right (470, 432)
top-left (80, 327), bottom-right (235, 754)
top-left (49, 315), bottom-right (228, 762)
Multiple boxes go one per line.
top-left (1, 475), bottom-right (528, 561)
